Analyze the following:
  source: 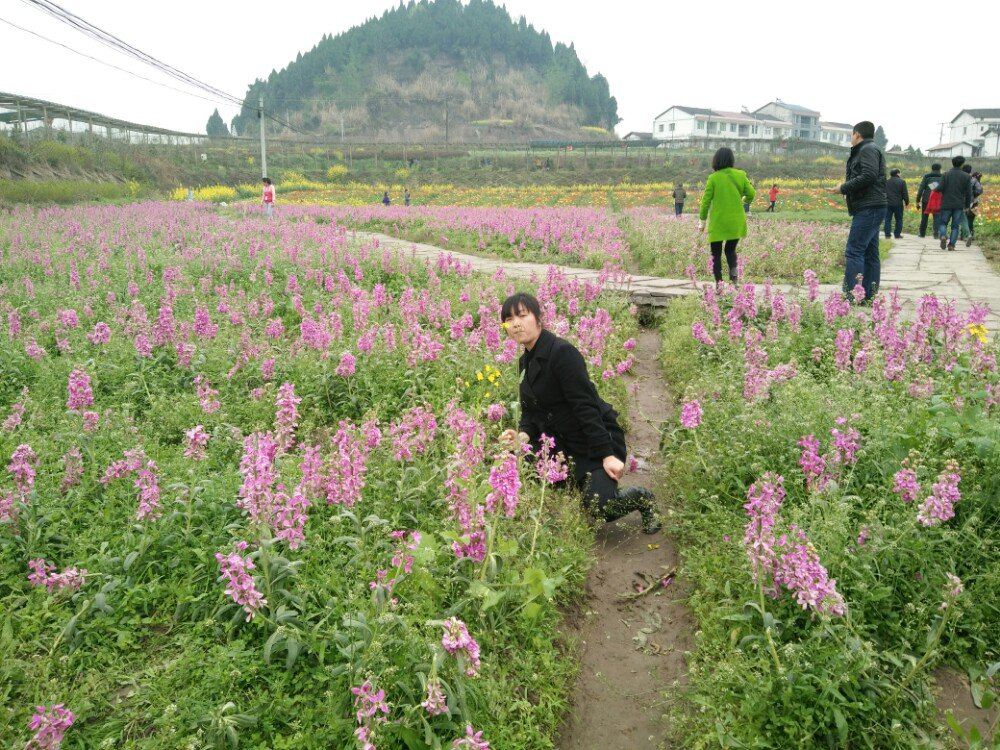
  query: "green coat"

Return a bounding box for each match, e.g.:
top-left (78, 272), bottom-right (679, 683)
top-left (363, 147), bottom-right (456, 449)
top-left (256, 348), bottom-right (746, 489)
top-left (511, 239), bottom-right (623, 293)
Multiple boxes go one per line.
top-left (699, 168), bottom-right (756, 242)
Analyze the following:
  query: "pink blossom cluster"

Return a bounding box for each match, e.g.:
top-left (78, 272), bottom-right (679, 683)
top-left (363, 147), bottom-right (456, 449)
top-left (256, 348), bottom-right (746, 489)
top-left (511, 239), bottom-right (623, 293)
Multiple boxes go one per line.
top-left (274, 381), bottom-right (301, 452)
top-left (87, 321), bottom-right (111, 345)
top-left (184, 425), bottom-right (210, 460)
top-left (452, 725), bottom-right (490, 750)
top-left (60, 447), bottom-right (83, 494)
top-left (421, 679), bottom-right (448, 716)
top-left (892, 463), bottom-right (920, 503)
top-left (917, 461), bottom-right (962, 527)
top-left (214, 540), bottom-right (267, 620)
top-left (535, 433), bottom-right (569, 484)
top-left (441, 617), bottom-right (482, 676)
top-left (28, 559), bottom-right (87, 593)
top-left (389, 406), bottom-right (438, 461)
top-left (351, 679), bottom-right (389, 750)
top-left (485, 451), bottom-right (521, 517)
top-left (3, 388), bottom-right (28, 432)
top-left (26, 704), bottom-right (75, 750)
top-left (679, 400), bottom-right (703, 429)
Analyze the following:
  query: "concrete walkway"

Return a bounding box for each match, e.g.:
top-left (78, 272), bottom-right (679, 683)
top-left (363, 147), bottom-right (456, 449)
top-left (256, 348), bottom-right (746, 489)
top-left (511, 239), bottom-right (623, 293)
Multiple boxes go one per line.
top-left (355, 231), bottom-right (1000, 327)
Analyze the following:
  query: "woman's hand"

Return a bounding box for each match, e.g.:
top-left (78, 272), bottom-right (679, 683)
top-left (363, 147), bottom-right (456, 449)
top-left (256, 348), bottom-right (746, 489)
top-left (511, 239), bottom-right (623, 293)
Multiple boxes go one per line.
top-left (602, 455), bottom-right (625, 481)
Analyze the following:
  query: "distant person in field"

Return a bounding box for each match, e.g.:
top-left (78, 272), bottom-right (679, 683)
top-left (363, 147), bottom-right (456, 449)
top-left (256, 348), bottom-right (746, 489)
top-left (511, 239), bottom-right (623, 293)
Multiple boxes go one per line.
top-left (934, 155), bottom-right (973, 252)
top-left (698, 147), bottom-right (756, 285)
top-left (916, 163), bottom-right (943, 238)
top-left (884, 168), bottom-right (909, 239)
top-left (261, 177), bottom-right (275, 218)
top-left (499, 292), bottom-right (661, 534)
top-left (966, 170), bottom-right (984, 244)
top-left (837, 120), bottom-right (887, 301)
top-left (404, 188), bottom-right (411, 207)
top-left (672, 182), bottom-right (686, 216)
top-left (381, 190), bottom-right (391, 206)
top-left (767, 184), bottom-right (779, 212)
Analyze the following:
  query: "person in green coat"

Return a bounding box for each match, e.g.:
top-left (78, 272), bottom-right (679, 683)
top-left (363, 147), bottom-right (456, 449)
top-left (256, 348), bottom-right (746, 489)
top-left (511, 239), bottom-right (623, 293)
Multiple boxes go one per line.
top-left (698, 147), bottom-right (756, 284)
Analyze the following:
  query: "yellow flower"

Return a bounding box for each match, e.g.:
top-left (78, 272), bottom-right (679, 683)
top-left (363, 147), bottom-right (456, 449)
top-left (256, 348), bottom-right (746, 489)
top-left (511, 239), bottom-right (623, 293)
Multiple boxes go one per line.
top-left (476, 372), bottom-right (484, 381)
top-left (966, 323), bottom-right (989, 344)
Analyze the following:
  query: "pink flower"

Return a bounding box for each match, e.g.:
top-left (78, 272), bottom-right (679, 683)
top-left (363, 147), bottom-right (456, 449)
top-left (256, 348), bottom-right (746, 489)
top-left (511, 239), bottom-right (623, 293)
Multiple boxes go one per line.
top-left (82, 411), bottom-right (99, 432)
top-left (134, 460), bottom-right (161, 520)
top-left (679, 400), bottom-right (702, 429)
top-left (274, 382), bottom-right (301, 452)
top-left (452, 725), bottom-right (490, 750)
top-left (485, 451), bottom-right (520, 517)
top-left (389, 406), bottom-right (437, 461)
top-left (271, 485), bottom-right (310, 549)
top-left (351, 679), bottom-right (390, 725)
top-left (892, 466), bottom-right (920, 503)
top-left (535, 433), bottom-right (568, 484)
top-left (797, 434), bottom-right (828, 492)
top-left (28, 559), bottom-right (87, 593)
top-left (9, 443), bottom-right (38, 495)
top-left (441, 617), bottom-right (482, 676)
top-left (422, 679), bottom-right (448, 716)
top-left (184, 425), bottom-right (210, 460)
top-left (324, 422), bottom-right (367, 507)
top-left (27, 704), bottom-right (74, 750)
top-left (215, 541), bottom-right (266, 620)
top-left (485, 403), bottom-right (506, 422)
top-left (195, 375), bottom-right (221, 414)
top-left (917, 461), bottom-right (961, 526)
top-left (66, 369), bottom-right (94, 412)
top-left (335, 351), bottom-right (357, 377)
top-left (87, 321), bottom-right (111, 345)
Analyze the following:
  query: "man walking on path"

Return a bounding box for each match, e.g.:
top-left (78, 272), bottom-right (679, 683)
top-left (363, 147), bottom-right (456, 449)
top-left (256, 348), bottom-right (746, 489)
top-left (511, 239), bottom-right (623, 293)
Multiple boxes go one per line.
top-left (916, 164), bottom-right (943, 238)
top-left (672, 183), bottom-right (687, 216)
top-left (838, 121), bottom-right (887, 301)
top-left (767, 184), bottom-right (779, 212)
top-left (935, 156), bottom-right (974, 251)
top-left (884, 169), bottom-right (909, 238)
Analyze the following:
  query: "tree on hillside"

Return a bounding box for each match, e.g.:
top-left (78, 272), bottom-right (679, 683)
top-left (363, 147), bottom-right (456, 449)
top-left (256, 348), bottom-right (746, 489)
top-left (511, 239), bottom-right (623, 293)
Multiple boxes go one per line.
top-left (874, 125), bottom-right (888, 149)
top-left (206, 109), bottom-right (230, 138)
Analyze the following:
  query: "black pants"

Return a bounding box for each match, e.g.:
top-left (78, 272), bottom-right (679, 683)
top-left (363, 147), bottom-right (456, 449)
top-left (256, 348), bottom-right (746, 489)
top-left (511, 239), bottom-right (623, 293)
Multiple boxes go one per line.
top-left (710, 239), bottom-right (739, 282)
top-left (884, 203), bottom-right (904, 238)
top-left (919, 211), bottom-right (937, 237)
top-left (549, 427), bottom-right (627, 513)
top-left (967, 209), bottom-right (976, 237)
top-left (767, 201), bottom-right (776, 212)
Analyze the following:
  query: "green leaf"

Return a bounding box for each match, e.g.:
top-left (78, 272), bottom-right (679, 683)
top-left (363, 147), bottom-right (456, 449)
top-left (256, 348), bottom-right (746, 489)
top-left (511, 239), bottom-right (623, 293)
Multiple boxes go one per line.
top-left (521, 601), bottom-right (542, 621)
top-left (285, 638), bottom-right (301, 670)
top-left (833, 707), bottom-right (847, 746)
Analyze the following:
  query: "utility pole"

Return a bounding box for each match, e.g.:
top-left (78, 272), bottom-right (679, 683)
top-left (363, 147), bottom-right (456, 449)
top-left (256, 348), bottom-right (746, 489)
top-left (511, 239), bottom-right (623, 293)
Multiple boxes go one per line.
top-left (340, 114), bottom-right (345, 143)
top-left (444, 98), bottom-right (449, 145)
top-left (258, 94), bottom-right (268, 178)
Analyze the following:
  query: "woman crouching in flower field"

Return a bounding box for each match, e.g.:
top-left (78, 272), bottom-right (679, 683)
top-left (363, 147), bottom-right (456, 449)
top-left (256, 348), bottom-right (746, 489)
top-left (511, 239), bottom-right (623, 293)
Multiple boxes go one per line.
top-left (499, 292), bottom-right (661, 533)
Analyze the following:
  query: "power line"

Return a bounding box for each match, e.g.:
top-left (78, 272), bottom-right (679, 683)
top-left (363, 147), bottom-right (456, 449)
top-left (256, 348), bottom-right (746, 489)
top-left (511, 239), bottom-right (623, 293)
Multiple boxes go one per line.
top-left (0, 16), bottom-right (232, 108)
top-left (18, 0), bottom-right (310, 135)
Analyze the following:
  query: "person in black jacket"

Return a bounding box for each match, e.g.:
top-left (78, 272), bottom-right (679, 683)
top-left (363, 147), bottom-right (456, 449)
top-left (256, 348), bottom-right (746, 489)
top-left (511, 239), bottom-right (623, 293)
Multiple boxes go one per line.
top-left (883, 169), bottom-right (909, 239)
top-left (500, 292), bottom-right (661, 534)
top-left (935, 156), bottom-right (974, 251)
top-left (837, 121), bottom-right (887, 301)
top-left (916, 163), bottom-right (943, 238)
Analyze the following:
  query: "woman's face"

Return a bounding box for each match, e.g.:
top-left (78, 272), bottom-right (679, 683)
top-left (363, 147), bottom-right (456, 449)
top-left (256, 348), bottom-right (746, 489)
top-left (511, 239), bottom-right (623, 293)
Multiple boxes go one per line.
top-left (503, 306), bottom-right (542, 348)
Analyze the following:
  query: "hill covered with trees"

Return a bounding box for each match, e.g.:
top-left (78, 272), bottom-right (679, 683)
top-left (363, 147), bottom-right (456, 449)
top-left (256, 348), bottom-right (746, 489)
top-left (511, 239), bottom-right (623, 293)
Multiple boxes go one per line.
top-left (229, 0), bottom-right (619, 142)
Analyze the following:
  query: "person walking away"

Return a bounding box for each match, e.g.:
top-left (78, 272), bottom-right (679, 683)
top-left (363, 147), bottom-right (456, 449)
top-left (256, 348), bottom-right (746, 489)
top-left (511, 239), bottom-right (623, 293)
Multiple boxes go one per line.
top-left (261, 177), bottom-right (275, 218)
top-left (916, 163), bottom-right (943, 238)
top-left (884, 168), bottom-right (909, 238)
top-left (404, 188), bottom-right (411, 207)
top-left (767, 184), bottom-right (779, 212)
top-left (966, 170), bottom-right (984, 246)
top-left (672, 182), bottom-right (687, 216)
top-left (935, 155), bottom-right (973, 251)
top-left (381, 190), bottom-right (391, 206)
top-left (698, 147), bottom-right (756, 284)
top-left (500, 292), bottom-right (661, 533)
top-left (837, 121), bottom-right (887, 301)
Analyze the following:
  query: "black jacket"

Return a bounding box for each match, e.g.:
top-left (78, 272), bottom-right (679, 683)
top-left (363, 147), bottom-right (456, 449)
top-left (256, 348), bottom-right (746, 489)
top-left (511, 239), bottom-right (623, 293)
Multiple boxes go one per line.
top-left (936, 167), bottom-right (974, 211)
top-left (518, 329), bottom-right (620, 461)
top-left (885, 175), bottom-right (909, 207)
top-left (840, 139), bottom-right (887, 215)
top-left (916, 171), bottom-right (943, 206)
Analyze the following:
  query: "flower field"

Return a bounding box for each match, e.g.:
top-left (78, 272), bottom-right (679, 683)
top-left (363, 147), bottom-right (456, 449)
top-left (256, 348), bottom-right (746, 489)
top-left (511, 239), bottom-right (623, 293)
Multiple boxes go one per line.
top-left (657, 281), bottom-right (999, 746)
top-left (0, 202), bottom-right (641, 749)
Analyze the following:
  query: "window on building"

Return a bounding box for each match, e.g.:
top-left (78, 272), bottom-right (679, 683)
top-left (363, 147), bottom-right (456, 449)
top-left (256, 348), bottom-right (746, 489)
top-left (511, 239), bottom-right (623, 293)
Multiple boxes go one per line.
top-left (658, 124), bottom-right (664, 133)
top-left (669, 123), bottom-right (675, 132)
top-left (696, 120), bottom-right (705, 130)
top-left (963, 126), bottom-right (967, 135)
top-left (729, 123), bottom-right (736, 132)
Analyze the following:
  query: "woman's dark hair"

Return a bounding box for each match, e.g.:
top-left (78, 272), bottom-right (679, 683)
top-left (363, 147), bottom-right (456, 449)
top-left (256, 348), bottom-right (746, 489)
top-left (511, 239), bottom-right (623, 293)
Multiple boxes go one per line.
top-left (711, 147), bottom-right (735, 171)
top-left (961, 163), bottom-right (972, 173)
top-left (931, 163), bottom-right (941, 171)
top-left (890, 168), bottom-right (900, 177)
top-left (261, 177), bottom-right (271, 184)
top-left (500, 292), bottom-right (542, 323)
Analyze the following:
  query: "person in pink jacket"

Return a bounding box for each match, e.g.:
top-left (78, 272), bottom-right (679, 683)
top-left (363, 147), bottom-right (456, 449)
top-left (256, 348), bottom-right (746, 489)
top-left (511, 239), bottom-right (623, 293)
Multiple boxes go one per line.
top-left (261, 177), bottom-right (275, 218)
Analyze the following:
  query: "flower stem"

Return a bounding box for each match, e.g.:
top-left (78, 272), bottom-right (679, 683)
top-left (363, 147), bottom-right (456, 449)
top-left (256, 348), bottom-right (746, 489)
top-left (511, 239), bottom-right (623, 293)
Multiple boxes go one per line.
top-left (528, 481), bottom-right (548, 559)
top-left (758, 579), bottom-right (784, 674)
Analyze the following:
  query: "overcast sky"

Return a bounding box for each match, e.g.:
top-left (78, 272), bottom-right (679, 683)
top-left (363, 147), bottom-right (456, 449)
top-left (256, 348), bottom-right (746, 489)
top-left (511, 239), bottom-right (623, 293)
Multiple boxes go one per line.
top-left (3, 0), bottom-right (996, 149)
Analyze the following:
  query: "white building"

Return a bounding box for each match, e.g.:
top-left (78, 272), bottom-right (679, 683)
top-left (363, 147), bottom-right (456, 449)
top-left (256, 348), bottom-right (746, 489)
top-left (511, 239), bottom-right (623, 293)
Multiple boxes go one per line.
top-left (652, 101), bottom-right (854, 151)
top-left (621, 131), bottom-right (652, 142)
top-left (819, 121), bottom-right (853, 147)
top-left (754, 101), bottom-right (821, 140)
top-left (983, 126), bottom-right (1000, 158)
top-left (652, 106), bottom-right (790, 142)
top-left (927, 141), bottom-right (980, 158)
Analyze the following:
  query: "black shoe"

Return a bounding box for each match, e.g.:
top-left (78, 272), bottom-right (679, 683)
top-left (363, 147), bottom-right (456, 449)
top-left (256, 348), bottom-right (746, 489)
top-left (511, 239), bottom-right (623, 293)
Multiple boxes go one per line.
top-left (947, 244), bottom-right (956, 252)
top-left (602, 487), bottom-right (661, 534)
top-left (940, 236), bottom-right (948, 250)
top-left (894, 234), bottom-right (903, 239)
top-left (966, 235), bottom-right (974, 247)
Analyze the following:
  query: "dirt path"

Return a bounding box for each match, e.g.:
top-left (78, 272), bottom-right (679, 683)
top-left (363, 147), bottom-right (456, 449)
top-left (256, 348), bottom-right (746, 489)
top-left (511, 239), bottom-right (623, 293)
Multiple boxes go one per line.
top-left (557, 326), bottom-right (694, 750)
